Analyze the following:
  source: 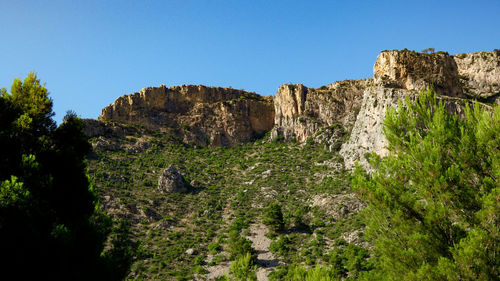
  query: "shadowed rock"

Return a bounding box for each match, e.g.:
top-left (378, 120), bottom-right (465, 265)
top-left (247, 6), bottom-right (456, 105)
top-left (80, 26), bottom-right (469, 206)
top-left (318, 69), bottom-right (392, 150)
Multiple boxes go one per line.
top-left (158, 165), bottom-right (187, 193)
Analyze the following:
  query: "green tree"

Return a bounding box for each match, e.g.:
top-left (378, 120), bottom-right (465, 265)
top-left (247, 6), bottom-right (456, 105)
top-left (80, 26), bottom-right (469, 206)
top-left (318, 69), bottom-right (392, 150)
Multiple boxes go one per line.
top-left (227, 229), bottom-right (257, 262)
top-left (279, 264), bottom-right (338, 281)
top-left (263, 202), bottom-right (285, 232)
top-left (353, 89), bottom-right (500, 280)
top-left (229, 252), bottom-right (258, 281)
top-left (0, 73), bottom-right (131, 280)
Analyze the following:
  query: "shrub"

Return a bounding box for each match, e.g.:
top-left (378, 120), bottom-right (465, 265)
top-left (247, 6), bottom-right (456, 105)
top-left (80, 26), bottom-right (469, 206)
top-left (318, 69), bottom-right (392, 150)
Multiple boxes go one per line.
top-left (263, 202), bottom-right (285, 232)
top-left (227, 230), bottom-right (257, 262)
top-left (269, 235), bottom-right (290, 256)
top-left (229, 252), bottom-right (257, 281)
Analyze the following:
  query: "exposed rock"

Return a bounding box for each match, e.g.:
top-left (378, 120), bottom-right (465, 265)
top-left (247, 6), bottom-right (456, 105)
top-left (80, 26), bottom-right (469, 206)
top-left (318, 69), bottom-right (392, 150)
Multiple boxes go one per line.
top-left (98, 85), bottom-right (274, 146)
top-left (87, 49), bottom-right (498, 172)
top-left (185, 248), bottom-right (195, 255)
top-left (374, 50), bottom-right (463, 97)
top-left (158, 165), bottom-right (187, 193)
top-left (190, 180), bottom-right (201, 188)
top-left (271, 79), bottom-right (372, 142)
top-left (310, 193), bottom-right (364, 221)
top-left (340, 86), bottom-right (471, 170)
top-left (83, 119), bottom-right (140, 139)
top-left (340, 86), bottom-right (416, 169)
top-left (454, 51), bottom-right (500, 103)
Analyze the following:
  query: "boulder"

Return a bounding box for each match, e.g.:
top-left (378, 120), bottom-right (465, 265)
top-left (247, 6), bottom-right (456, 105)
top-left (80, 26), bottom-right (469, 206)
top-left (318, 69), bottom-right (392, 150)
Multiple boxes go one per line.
top-left (158, 165), bottom-right (187, 193)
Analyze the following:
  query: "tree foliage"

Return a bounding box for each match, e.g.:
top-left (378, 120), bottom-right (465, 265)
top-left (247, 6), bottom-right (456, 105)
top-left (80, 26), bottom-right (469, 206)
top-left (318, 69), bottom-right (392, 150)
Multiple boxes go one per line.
top-left (353, 89), bottom-right (500, 280)
top-left (228, 229), bottom-right (257, 262)
top-left (0, 73), bottom-right (132, 280)
top-left (263, 202), bottom-right (285, 232)
top-left (229, 252), bottom-right (258, 281)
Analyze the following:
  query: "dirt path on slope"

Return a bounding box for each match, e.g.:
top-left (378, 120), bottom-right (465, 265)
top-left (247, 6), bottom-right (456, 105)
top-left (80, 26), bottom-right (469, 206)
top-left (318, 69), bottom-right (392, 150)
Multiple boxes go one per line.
top-left (247, 224), bottom-right (280, 281)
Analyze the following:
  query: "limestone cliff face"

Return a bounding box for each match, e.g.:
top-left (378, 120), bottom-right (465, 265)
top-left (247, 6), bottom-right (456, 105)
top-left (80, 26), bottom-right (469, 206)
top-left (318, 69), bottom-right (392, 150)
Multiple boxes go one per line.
top-left (339, 87), bottom-right (415, 169)
top-left (89, 49), bottom-right (497, 159)
top-left (340, 50), bottom-right (493, 170)
top-left (98, 85), bottom-right (274, 146)
top-left (454, 51), bottom-right (500, 103)
top-left (374, 50), bottom-right (463, 97)
top-left (271, 79), bottom-right (373, 144)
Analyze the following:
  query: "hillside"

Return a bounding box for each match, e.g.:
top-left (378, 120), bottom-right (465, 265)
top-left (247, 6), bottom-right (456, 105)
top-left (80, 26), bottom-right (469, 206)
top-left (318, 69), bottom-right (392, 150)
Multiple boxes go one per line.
top-left (85, 49), bottom-right (500, 280)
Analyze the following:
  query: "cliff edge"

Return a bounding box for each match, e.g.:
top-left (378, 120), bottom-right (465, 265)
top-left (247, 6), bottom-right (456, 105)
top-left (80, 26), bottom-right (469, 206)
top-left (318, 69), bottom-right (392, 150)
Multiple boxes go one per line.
top-left (86, 49), bottom-right (499, 168)
top-left (95, 85), bottom-right (274, 146)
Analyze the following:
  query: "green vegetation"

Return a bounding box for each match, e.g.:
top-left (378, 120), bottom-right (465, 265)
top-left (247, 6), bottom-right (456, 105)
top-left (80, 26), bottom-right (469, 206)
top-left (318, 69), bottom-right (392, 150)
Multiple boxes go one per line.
top-left (228, 230), bottom-right (257, 262)
top-left (353, 89), bottom-right (500, 280)
top-left (0, 73), bottom-right (132, 280)
top-left (422, 47), bottom-right (435, 54)
top-left (229, 253), bottom-right (258, 281)
top-left (263, 202), bottom-right (285, 232)
top-left (5, 73), bottom-right (496, 281)
top-left (88, 119), bottom-right (361, 279)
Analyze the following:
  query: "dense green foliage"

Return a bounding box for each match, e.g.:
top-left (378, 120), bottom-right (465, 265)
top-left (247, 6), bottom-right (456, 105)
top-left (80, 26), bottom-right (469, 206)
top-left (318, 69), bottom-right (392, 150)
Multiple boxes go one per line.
top-left (228, 230), bottom-right (257, 262)
top-left (271, 264), bottom-right (338, 281)
top-left (229, 252), bottom-right (258, 281)
top-left (353, 89), bottom-right (500, 280)
top-left (263, 202), bottom-right (285, 232)
top-left (0, 74), bottom-right (132, 280)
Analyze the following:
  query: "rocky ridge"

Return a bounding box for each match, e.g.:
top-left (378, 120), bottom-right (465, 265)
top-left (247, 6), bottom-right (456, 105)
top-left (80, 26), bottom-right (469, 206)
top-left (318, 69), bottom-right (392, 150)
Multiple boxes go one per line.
top-left (96, 85), bottom-right (274, 147)
top-left (88, 49), bottom-right (499, 168)
top-left (455, 51), bottom-right (500, 102)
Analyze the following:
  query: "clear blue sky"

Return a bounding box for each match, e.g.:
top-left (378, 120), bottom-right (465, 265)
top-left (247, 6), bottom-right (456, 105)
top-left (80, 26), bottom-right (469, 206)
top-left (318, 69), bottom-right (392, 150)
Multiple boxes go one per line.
top-left (2, 0), bottom-right (500, 124)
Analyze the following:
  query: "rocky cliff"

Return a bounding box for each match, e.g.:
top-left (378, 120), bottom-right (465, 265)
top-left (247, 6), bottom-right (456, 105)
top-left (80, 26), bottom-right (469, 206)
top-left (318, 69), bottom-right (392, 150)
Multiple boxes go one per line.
top-left (95, 85), bottom-right (274, 146)
top-left (87, 49), bottom-right (498, 168)
top-left (454, 51), bottom-right (500, 103)
top-left (270, 79), bottom-right (373, 144)
top-left (339, 50), bottom-right (498, 169)
top-left (373, 50), bottom-right (464, 97)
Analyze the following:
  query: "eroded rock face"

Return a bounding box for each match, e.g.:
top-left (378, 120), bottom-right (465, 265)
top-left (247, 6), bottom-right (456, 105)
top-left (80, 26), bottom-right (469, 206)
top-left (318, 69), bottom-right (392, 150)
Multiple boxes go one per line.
top-left (271, 79), bottom-right (373, 143)
top-left (454, 51), bottom-right (500, 103)
top-left (340, 87), bottom-right (416, 169)
top-left (98, 85), bottom-right (274, 146)
top-left (374, 50), bottom-right (463, 97)
top-left (340, 88), bottom-right (471, 170)
top-left (87, 49), bottom-right (497, 169)
top-left (158, 165), bottom-right (186, 193)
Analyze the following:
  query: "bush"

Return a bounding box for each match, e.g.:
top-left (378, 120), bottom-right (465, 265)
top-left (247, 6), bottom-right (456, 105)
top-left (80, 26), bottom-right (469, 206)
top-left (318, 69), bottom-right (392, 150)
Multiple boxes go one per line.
top-left (208, 241), bottom-right (221, 255)
top-left (263, 202), bottom-right (285, 232)
top-left (229, 252), bottom-right (257, 281)
top-left (269, 235), bottom-right (290, 256)
top-left (275, 264), bottom-right (338, 281)
top-left (227, 230), bottom-right (257, 262)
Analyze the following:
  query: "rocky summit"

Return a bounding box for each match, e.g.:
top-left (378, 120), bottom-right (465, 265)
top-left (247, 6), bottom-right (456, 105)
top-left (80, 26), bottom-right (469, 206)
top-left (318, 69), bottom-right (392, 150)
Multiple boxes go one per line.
top-left (88, 49), bottom-right (500, 168)
top-left (96, 85), bottom-right (274, 147)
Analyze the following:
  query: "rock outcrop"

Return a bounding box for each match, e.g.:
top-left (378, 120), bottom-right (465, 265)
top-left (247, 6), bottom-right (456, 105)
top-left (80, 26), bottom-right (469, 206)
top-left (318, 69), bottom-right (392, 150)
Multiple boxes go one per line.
top-left (339, 87), bottom-right (415, 169)
top-left (454, 51), bottom-right (500, 103)
top-left (374, 50), bottom-right (463, 97)
top-left (98, 85), bottom-right (274, 146)
top-left (87, 49), bottom-right (498, 168)
top-left (158, 165), bottom-right (187, 193)
top-left (271, 79), bottom-right (373, 143)
top-left (340, 50), bottom-right (495, 170)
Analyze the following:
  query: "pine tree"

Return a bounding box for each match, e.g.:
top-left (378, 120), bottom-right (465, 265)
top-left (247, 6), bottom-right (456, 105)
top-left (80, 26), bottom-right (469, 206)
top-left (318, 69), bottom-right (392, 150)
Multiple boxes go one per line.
top-left (0, 73), bottom-right (132, 280)
top-left (353, 89), bottom-right (499, 280)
